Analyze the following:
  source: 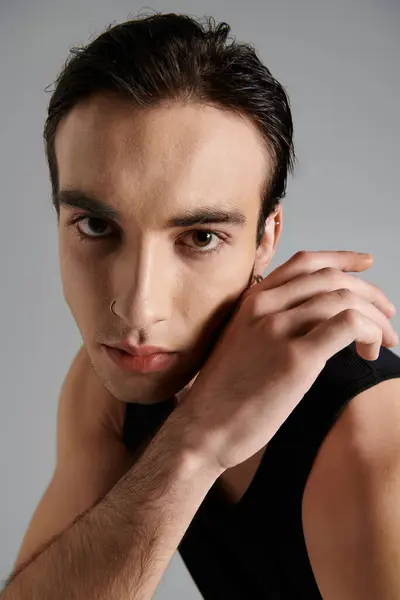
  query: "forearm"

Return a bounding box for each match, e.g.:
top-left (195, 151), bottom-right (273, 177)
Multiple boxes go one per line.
top-left (2, 412), bottom-right (222, 600)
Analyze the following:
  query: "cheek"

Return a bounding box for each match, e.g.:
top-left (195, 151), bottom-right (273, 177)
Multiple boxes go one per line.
top-left (188, 253), bottom-right (254, 297)
top-left (181, 257), bottom-right (254, 327)
top-left (58, 245), bottom-right (108, 314)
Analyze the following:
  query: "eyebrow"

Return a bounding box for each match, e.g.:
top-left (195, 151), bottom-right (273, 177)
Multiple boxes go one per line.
top-left (56, 189), bottom-right (247, 228)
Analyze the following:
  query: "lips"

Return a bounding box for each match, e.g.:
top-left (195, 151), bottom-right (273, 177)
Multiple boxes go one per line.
top-left (106, 342), bottom-right (173, 356)
top-left (103, 345), bottom-right (178, 373)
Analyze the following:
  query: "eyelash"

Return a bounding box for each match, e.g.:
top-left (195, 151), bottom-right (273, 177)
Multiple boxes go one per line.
top-left (68, 215), bottom-right (228, 256)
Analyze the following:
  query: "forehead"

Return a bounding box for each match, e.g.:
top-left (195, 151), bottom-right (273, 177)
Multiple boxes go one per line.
top-left (55, 94), bottom-right (271, 217)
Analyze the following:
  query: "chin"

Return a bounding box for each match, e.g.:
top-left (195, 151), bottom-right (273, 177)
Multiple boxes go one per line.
top-left (89, 342), bottom-right (198, 405)
top-left (97, 367), bottom-right (180, 405)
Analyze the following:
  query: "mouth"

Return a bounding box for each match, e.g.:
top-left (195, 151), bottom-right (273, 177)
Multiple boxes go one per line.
top-left (103, 345), bottom-right (178, 374)
top-left (105, 341), bottom-right (176, 356)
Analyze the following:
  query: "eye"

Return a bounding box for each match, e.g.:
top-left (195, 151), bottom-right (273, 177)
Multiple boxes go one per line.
top-left (180, 230), bottom-right (226, 255)
top-left (186, 231), bottom-right (217, 249)
top-left (69, 215), bottom-right (228, 256)
top-left (71, 216), bottom-right (114, 241)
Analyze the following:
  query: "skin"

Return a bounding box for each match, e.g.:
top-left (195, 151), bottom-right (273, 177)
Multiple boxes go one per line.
top-left (56, 92), bottom-right (283, 407)
top-left (9, 91), bottom-right (400, 600)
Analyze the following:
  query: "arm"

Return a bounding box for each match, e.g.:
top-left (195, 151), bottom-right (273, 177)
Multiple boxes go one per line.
top-left (2, 407), bottom-right (222, 600)
top-left (302, 377), bottom-right (400, 600)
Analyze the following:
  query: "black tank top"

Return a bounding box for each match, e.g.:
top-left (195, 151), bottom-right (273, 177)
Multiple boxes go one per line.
top-left (121, 342), bottom-right (400, 599)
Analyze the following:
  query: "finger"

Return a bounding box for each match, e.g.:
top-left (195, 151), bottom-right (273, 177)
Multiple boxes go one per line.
top-left (257, 250), bottom-right (374, 291)
top-left (300, 308), bottom-right (383, 364)
top-left (282, 289), bottom-right (398, 348)
top-left (262, 267), bottom-right (396, 320)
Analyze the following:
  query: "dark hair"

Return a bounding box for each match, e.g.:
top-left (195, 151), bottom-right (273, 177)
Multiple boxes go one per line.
top-left (44, 12), bottom-right (295, 246)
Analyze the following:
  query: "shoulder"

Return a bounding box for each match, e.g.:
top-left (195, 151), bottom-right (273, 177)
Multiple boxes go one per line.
top-left (326, 376), bottom-right (400, 464)
top-left (300, 351), bottom-right (400, 598)
top-left (302, 373), bottom-right (400, 496)
top-left (302, 348), bottom-right (400, 598)
top-left (302, 345), bottom-right (400, 492)
top-left (310, 344), bottom-right (400, 464)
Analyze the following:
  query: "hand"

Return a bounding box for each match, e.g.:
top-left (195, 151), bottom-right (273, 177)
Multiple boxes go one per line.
top-left (173, 250), bottom-right (398, 471)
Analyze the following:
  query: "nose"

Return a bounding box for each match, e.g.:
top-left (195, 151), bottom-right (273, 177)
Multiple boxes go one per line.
top-left (111, 240), bottom-right (172, 330)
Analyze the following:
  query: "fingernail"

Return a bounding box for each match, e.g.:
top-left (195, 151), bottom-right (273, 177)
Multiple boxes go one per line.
top-left (389, 303), bottom-right (397, 315)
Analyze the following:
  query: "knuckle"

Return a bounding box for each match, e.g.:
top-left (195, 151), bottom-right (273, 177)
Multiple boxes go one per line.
top-left (318, 266), bottom-right (340, 279)
top-left (317, 267), bottom-right (349, 291)
top-left (292, 250), bottom-right (312, 264)
top-left (241, 291), bottom-right (262, 319)
top-left (284, 342), bottom-right (305, 370)
top-left (264, 312), bottom-right (284, 337)
top-left (332, 287), bottom-right (353, 301)
top-left (245, 289), bottom-right (277, 319)
top-left (251, 292), bottom-right (266, 318)
top-left (340, 308), bottom-right (361, 328)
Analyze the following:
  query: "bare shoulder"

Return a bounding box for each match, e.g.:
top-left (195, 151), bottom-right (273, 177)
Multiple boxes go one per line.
top-left (302, 377), bottom-right (400, 598)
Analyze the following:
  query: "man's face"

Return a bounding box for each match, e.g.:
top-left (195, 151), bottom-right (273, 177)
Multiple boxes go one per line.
top-left (56, 94), bottom-right (276, 404)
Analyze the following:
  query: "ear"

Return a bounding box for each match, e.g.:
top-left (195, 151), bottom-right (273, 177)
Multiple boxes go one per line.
top-left (253, 205), bottom-right (283, 275)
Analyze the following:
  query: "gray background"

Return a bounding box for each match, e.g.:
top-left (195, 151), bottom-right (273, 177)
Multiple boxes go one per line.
top-left (1, 0), bottom-right (399, 597)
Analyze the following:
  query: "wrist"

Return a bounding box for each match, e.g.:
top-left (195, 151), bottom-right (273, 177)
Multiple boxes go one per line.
top-left (163, 404), bottom-right (225, 479)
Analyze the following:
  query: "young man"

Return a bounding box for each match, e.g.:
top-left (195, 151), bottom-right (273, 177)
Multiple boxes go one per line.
top-left (4, 13), bottom-right (400, 600)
